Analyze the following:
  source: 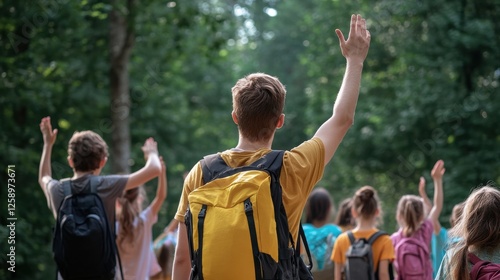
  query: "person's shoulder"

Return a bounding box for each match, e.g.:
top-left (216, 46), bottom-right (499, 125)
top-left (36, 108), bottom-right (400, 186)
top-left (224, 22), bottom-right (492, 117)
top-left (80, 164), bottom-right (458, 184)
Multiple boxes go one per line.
top-left (335, 231), bottom-right (349, 243)
top-left (94, 174), bottom-right (128, 188)
top-left (47, 178), bottom-right (61, 189)
top-left (390, 230), bottom-right (401, 244)
top-left (288, 137), bottom-right (324, 154)
top-left (377, 233), bottom-right (393, 244)
top-left (420, 219), bottom-right (434, 236)
top-left (324, 224), bottom-right (342, 235)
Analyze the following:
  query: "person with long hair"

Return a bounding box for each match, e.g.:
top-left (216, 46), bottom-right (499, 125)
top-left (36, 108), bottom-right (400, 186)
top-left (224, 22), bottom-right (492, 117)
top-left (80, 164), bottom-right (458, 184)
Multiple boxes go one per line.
top-left (331, 186), bottom-right (394, 280)
top-left (117, 157), bottom-right (167, 279)
top-left (435, 185), bottom-right (500, 280)
top-left (391, 160), bottom-right (444, 280)
top-left (335, 198), bottom-right (356, 232)
top-left (303, 188), bottom-right (342, 270)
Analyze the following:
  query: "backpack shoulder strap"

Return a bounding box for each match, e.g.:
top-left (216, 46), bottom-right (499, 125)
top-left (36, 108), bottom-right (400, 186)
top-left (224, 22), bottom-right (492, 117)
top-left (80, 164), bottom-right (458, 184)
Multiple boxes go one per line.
top-left (201, 153), bottom-right (226, 184)
top-left (297, 222), bottom-right (313, 271)
top-left (200, 150), bottom-right (285, 184)
top-left (468, 252), bottom-right (483, 265)
top-left (61, 180), bottom-right (72, 197)
top-left (347, 231), bottom-right (356, 245)
top-left (367, 231), bottom-right (388, 245)
top-left (253, 150), bottom-right (284, 175)
top-left (88, 175), bottom-right (99, 193)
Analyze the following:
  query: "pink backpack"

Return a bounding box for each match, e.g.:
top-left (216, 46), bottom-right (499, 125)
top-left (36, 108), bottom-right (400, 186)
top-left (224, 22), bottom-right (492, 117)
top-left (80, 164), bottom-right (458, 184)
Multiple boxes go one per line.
top-left (469, 253), bottom-right (500, 280)
top-left (394, 237), bottom-right (431, 280)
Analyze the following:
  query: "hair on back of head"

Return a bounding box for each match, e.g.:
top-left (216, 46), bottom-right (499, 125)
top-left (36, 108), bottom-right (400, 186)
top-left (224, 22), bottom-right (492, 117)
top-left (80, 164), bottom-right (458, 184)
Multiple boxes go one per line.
top-left (117, 186), bottom-right (146, 248)
top-left (352, 186), bottom-right (379, 220)
top-left (449, 201), bottom-right (465, 228)
top-left (396, 195), bottom-right (425, 237)
top-left (449, 184), bottom-right (500, 280)
top-left (305, 188), bottom-right (333, 224)
top-left (68, 131), bottom-right (108, 172)
top-left (336, 198), bottom-right (355, 228)
top-left (231, 73), bottom-right (286, 142)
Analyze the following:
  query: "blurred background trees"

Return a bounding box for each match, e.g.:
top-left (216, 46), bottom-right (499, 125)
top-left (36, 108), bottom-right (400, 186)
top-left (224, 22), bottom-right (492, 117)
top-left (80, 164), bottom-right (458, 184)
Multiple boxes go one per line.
top-left (0, 0), bottom-right (499, 278)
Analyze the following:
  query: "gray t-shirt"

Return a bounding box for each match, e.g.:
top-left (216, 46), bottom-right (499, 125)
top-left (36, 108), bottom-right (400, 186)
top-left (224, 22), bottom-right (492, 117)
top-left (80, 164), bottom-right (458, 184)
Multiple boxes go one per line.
top-left (45, 174), bottom-right (128, 234)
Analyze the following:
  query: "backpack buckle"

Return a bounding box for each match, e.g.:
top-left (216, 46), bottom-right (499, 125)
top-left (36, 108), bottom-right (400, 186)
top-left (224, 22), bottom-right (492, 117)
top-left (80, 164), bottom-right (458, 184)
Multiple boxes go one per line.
top-left (244, 200), bottom-right (253, 213)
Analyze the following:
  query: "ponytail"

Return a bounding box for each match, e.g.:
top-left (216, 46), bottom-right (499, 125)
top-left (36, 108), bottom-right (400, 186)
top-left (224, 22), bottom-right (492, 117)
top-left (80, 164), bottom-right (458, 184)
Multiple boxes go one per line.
top-left (117, 187), bottom-right (143, 248)
top-left (397, 195), bottom-right (424, 237)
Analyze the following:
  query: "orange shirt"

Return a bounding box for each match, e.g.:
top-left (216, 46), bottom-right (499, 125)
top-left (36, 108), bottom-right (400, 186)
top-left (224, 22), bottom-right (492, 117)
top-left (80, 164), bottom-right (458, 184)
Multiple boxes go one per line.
top-left (331, 228), bottom-right (395, 270)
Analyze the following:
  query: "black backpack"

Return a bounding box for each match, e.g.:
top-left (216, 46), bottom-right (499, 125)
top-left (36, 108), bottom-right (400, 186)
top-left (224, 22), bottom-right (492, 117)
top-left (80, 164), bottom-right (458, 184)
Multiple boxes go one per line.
top-left (185, 150), bottom-right (313, 280)
top-left (52, 176), bottom-right (123, 280)
top-left (345, 231), bottom-right (393, 280)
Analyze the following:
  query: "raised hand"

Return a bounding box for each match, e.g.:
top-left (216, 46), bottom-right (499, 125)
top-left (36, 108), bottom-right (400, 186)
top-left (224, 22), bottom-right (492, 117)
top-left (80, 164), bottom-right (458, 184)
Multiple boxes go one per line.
top-left (39, 116), bottom-right (58, 146)
top-left (335, 14), bottom-right (371, 63)
top-left (431, 160), bottom-right (446, 181)
top-left (141, 137), bottom-right (159, 160)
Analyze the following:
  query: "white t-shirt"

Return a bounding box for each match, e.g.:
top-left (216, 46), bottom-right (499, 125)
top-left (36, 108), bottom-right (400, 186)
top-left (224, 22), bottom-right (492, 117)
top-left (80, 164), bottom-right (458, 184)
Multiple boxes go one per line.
top-left (116, 206), bottom-right (161, 280)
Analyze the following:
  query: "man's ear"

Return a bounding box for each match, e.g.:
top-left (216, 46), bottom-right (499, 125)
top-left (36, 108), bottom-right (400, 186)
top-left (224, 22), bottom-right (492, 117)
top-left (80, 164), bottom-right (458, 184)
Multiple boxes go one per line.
top-left (276, 114), bottom-right (285, 129)
top-left (99, 157), bottom-right (108, 168)
top-left (67, 156), bottom-right (74, 168)
top-left (231, 111), bottom-right (238, 125)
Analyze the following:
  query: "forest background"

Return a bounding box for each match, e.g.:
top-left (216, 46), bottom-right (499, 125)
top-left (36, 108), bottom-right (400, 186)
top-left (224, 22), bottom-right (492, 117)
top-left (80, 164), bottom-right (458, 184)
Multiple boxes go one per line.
top-left (1, 0), bottom-right (499, 278)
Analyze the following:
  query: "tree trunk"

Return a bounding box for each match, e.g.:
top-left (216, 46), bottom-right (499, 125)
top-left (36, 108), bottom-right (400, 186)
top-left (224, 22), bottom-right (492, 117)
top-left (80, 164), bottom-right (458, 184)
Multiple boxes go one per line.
top-left (109, 0), bottom-right (135, 174)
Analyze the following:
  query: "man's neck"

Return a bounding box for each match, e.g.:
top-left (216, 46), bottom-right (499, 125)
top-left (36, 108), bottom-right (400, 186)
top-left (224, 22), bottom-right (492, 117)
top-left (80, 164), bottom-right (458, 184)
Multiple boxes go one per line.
top-left (72, 170), bottom-right (100, 179)
top-left (235, 135), bottom-right (273, 151)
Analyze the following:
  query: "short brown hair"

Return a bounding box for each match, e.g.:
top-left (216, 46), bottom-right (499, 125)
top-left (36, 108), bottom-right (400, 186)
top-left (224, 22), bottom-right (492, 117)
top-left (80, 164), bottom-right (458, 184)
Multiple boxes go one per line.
top-left (232, 73), bottom-right (286, 142)
top-left (68, 131), bottom-right (108, 172)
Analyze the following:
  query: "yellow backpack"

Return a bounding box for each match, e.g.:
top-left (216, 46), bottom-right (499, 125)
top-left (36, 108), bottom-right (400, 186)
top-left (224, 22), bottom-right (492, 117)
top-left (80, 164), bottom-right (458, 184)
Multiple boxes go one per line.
top-left (185, 150), bottom-right (313, 280)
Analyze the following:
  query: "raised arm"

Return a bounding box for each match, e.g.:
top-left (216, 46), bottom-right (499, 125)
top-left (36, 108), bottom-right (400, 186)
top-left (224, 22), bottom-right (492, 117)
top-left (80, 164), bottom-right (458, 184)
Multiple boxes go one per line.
top-left (314, 14), bottom-right (371, 166)
top-left (429, 160), bottom-right (445, 234)
top-left (124, 137), bottom-right (161, 190)
top-left (418, 176), bottom-right (432, 217)
top-left (150, 156), bottom-right (167, 216)
top-left (38, 117), bottom-right (58, 190)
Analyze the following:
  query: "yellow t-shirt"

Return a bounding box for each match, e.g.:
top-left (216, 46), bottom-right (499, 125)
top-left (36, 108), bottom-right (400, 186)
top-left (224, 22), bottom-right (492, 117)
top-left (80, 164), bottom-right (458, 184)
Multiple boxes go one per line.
top-left (174, 137), bottom-right (325, 243)
top-left (331, 228), bottom-right (395, 271)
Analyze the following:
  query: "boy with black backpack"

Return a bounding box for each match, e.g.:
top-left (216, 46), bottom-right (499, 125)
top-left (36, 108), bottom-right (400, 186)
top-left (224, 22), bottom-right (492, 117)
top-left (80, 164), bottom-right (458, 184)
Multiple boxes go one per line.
top-left (38, 116), bottom-right (162, 279)
top-left (172, 14), bottom-right (372, 280)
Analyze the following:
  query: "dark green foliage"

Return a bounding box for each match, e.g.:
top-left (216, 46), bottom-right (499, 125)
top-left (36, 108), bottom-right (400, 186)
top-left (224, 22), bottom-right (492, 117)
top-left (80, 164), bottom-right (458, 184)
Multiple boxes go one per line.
top-left (1, 0), bottom-right (499, 278)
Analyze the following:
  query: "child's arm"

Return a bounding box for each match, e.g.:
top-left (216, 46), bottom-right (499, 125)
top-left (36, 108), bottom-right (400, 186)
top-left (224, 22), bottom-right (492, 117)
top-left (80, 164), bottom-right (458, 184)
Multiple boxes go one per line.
top-left (334, 262), bottom-right (343, 280)
top-left (429, 160), bottom-right (445, 235)
top-left (314, 14), bottom-right (371, 166)
top-left (418, 176), bottom-right (432, 217)
top-left (38, 117), bottom-right (58, 190)
top-left (172, 222), bottom-right (192, 280)
top-left (150, 156), bottom-right (167, 216)
top-left (378, 260), bottom-right (390, 280)
top-left (124, 137), bottom-right (161, 191)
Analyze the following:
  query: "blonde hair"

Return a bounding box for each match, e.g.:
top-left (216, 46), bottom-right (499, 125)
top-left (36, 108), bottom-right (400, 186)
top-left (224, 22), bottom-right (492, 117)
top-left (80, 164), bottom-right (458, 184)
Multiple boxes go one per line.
top-left (117, 186), bottom-right (146, 248)
top-left (396, 195), bottom-right (425, 237)
top-left (448, 185), bottom-right (500, 280)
